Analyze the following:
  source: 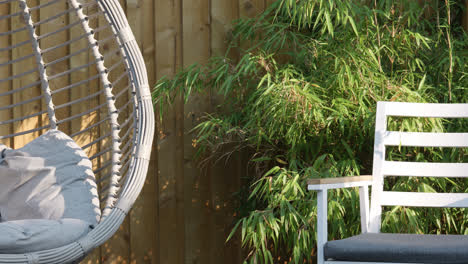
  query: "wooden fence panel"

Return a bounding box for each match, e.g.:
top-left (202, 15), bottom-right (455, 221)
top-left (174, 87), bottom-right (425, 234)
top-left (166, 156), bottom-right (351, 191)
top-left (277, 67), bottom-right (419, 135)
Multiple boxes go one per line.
top-left (240, 0), bottom-right (265, 18)
top-left (14, 1), bottom-right (468, 264)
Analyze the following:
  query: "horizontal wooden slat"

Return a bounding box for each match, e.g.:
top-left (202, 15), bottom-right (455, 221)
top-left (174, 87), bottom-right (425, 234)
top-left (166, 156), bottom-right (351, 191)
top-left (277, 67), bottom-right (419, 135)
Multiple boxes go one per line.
top-left (381, 192), bottom-right (468, 208)
top-left (381, 102), bottom-right (468, 118)
top-left (383, 161), bottom-right (468, 177)
top-left (383, 131), bottom-right (468, 147)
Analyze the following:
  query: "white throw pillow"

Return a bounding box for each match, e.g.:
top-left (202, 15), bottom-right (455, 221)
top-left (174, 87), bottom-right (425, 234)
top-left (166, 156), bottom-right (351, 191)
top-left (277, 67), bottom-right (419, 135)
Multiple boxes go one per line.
top-left (0, 129), bottom-right (100, 253)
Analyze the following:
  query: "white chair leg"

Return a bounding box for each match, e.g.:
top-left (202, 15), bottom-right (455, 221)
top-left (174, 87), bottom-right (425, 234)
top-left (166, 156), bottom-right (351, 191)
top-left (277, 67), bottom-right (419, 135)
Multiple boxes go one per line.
top-left (359, 185), bottom-right (370, 233)
top-left (316, 190), bottom-right (327, 264)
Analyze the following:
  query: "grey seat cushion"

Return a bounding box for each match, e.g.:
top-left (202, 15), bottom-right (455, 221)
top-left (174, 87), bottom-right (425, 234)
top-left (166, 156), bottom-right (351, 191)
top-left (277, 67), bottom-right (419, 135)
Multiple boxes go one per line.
top-left (0, 129), bottom-right (100, 253)
top-left (0, 129), bottom-right (100, 224)
top-left (325, 233), bottom-right (468, 263)
top-left (0, 218), bottom-right (91, 254)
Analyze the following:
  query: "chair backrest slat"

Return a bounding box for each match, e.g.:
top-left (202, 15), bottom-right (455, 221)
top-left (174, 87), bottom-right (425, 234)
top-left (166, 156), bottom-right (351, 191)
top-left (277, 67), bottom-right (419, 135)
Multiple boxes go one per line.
top-left (384, 102), bottom-right (468, 118)
top-left (382, 161), bottom-right (468, 177)
top-left (383, 132), bottom-right (468, 148)
top-left (368, 101), bottom-right (468, 233)
top-left (381, 192), bottom-right (468, 208)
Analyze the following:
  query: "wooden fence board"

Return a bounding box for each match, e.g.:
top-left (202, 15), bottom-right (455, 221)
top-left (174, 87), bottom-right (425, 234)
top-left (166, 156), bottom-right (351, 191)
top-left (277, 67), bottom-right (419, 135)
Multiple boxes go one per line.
top-left (11, 0), bottom-right (41, 149)
top-left (210, 1), bottom-right (242, 263)
top-left (239, 0), bottom-right (265, 18)
top-left (140, 0), bottom-right (159, 261)
top-left (182, 0), bottom-right (212, 263)
top-left (212, 0), bottom-right (239, 56)
top-left (151, 1), bottom-right (162, 263)
top-left (39, 0), bottom-right (70, 134)
top-left (155, 0), bottom-right (184, 264)
top-left (0, 3), bottom-right (11, 147)
top-left (265, 0), bottom-right (276, 8)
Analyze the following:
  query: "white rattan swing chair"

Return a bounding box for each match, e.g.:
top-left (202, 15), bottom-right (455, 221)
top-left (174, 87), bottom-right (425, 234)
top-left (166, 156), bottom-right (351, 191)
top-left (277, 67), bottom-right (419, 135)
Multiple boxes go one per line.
top-left (0, 0), bottom-right (154, 263)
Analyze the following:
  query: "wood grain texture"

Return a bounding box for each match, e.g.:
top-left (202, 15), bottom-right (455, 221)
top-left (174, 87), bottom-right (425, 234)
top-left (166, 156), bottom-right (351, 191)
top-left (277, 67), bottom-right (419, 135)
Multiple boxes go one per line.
top-left (265, 0), bottom-right (276, 7)
top-left (182, 0), bottom-right (212, 262)
top-left (212, 0), bottom-right (239, 56)
top-left (11, 0), bottom-right (41, 148)
top-left (141, 0), bottom-right (159, 259)
top-left (307, 176), bottom-right (373, 185)
top-left (0, 3), bottom-right (12, 147)
top-left (210, 1), bottom-right (242, 263)
top-left (239, 0), bottom-right (265, 18)
top-left (155, 0), bottom-right (184, 263)
top-left (39, 0), bottom-right (70, 134)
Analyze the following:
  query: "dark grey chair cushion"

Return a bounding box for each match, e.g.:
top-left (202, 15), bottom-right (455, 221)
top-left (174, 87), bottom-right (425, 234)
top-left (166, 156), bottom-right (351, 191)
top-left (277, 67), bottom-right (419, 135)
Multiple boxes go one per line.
top-left (325, 233), bottom-right (468, 263)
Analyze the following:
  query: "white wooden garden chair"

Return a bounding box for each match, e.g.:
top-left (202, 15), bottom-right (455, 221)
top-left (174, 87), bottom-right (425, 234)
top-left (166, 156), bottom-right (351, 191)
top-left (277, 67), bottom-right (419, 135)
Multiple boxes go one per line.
top-left (308, 102), bottom-right (468, 264)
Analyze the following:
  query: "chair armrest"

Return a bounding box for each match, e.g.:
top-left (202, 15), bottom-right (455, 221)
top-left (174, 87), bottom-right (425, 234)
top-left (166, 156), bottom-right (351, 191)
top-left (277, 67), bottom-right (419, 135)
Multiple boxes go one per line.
top-left (311, 176), bottom-right (373, 264)
top-left (307, 175), bottom-right (372, 191)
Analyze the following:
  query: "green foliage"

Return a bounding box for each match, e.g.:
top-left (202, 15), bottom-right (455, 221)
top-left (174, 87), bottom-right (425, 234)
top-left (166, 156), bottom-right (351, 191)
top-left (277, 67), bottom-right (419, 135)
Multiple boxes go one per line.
top-left (153, 0), bottom-right (467, 263)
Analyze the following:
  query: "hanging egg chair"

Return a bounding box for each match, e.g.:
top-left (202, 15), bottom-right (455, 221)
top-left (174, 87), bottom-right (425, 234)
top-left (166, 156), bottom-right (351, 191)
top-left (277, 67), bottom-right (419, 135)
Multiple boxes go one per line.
top-left (0, 0), bottom-right (154, 263)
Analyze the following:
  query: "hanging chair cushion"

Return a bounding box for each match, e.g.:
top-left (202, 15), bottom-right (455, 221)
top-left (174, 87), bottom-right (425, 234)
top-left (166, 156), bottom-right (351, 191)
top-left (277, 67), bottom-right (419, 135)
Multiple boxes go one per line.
top-left (0, 218), bottom-right (92, 254)
top-left (0, 129), bottom-right (100, 253)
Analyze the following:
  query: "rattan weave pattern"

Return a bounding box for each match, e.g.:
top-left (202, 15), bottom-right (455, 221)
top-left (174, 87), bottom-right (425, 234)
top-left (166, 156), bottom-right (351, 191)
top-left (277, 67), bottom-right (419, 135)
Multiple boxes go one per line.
top-left (0, 0), bottom-right (154, 262)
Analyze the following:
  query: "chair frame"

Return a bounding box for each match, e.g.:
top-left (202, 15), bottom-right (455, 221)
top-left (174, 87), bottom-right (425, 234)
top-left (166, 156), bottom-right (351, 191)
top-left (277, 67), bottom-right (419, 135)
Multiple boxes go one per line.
top-left (308, 101), bottom-right (468, 264)
top-left (0, 0), bottom-right (154, 263)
